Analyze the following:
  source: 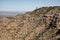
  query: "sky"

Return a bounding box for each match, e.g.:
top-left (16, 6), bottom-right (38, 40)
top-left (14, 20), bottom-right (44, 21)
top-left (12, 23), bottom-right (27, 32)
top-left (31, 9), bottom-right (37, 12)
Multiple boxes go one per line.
top-left (0, 0), bottom-right (60, 12)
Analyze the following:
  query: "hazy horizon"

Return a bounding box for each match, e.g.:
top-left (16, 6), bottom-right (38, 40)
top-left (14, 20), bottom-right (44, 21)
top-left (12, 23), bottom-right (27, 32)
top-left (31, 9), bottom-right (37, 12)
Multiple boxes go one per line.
top-left (0, 0), bottom-right (60, 12)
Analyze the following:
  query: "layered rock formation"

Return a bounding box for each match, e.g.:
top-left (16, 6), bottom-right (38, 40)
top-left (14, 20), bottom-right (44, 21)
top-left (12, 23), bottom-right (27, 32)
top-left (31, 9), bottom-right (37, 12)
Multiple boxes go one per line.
top-left (0, 6), bottom-right (60, 40)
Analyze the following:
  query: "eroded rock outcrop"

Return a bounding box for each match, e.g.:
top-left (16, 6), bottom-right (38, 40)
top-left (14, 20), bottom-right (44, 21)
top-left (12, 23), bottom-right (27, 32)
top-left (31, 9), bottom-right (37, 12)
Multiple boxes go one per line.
top-left (0, 6), bottom-right (60, 40)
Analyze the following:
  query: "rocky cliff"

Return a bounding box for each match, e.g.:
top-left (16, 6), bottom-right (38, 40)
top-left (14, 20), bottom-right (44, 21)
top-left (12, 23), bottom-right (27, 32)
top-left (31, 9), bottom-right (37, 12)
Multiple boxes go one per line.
top-left (0, 6), bottom-right (60, 40)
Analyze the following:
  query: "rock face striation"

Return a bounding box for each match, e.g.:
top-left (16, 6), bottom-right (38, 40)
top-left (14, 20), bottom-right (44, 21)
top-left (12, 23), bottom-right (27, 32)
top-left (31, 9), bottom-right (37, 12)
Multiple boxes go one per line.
top-left (0, 6), bottom-right (60, 40)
